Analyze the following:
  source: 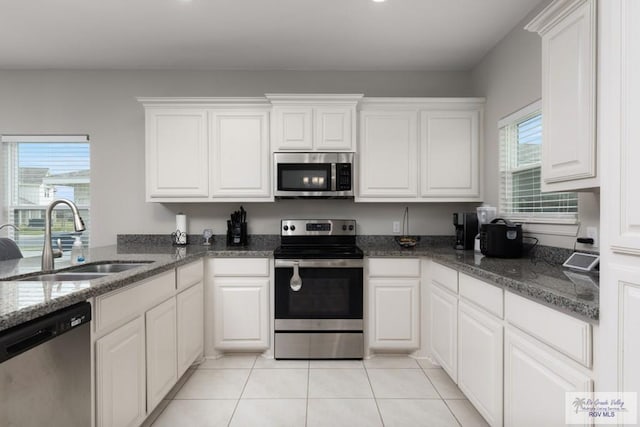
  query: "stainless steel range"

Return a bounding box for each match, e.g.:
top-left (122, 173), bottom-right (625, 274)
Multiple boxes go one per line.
top-left (273, 219), bottom-right (364, 359)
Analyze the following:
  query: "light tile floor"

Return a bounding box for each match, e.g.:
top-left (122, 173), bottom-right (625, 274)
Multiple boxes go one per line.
top-left (148, 355), bottom-right (489, 427)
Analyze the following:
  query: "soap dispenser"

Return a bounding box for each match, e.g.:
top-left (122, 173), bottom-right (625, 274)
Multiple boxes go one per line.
top-left (70, 236), bottom-right (85, 265)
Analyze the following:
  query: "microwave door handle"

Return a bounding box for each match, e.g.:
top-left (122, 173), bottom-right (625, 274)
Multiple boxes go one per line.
top-left (331, 163), bottom-right (337, 191)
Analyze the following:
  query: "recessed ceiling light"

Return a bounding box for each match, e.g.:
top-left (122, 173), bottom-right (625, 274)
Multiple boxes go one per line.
top-left (372, 0), bottom-right (386, 3)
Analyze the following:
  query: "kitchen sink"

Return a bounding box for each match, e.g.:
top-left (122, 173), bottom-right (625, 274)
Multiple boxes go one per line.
top-left (16, 272), bottom-right (109, 281)
top-left (67, 261), bottom-right (153, 274)
top-left (1, 261), bottom-right (155, 282)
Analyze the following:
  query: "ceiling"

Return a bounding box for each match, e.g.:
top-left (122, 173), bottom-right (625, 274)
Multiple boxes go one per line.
top-left (0, 0), bottom-right (543, 71)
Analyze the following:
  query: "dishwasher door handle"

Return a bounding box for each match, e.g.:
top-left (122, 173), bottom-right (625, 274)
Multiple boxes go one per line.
top-left (5, 328), bottom-right (55, 357)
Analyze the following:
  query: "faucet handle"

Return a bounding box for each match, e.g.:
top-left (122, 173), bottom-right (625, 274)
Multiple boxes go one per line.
top-left (53, 238), bottom-right (63, 258)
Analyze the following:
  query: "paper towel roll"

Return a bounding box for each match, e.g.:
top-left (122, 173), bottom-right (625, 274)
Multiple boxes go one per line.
top-left (175, 213), bottom-right (187, 244)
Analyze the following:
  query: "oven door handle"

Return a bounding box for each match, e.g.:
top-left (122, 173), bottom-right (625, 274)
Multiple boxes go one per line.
top-left (275, 259), bottom-right (364, 268)
top-left (290, 262), bottom-right (302, 291)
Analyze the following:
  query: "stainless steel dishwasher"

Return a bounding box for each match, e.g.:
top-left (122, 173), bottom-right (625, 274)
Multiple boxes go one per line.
top-left (0, 301), bottom-right (91, 427)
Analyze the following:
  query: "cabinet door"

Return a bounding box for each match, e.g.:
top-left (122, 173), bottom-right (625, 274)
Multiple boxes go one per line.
top-left (214, 278), bottom-right (269, 350)
top-left (271, 106), bottom-right (313, 150)
top-left (210, 111), bottom-right (271, 198)
top-left (359, 110), bottom-right (418, 198)
top-left (146, 297), bottom-right (178, 412)
top-left (177, 281), bottom-right (204, 378)
top-left (368, 278), bottom-right (420, 350)
top-left (96, 317), bottom-right (146, 427)
top-left (314, 106), bottom-right (355, 151)
top-left (430, 282), bottom-right (458, 382)
top-left (504, 328), bottom-right (592, 427)
top-left (458, 300), bottom-right (502, 427)
top-left (145, 109), bottom-right (209, 199)
top-left (420, 110), bottom-right (480, 199)
top-left (539, 1), bottom-right (597, 189)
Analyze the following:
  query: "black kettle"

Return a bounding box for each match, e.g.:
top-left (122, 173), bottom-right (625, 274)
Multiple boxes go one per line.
top-left (479, 218), bottom-right (523, 258)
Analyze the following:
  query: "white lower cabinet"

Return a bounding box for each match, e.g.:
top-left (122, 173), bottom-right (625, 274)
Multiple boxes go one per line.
top-left (214, 278), bottom-right (269, 350)
top-left (369, 278), bottom-right (420, 350)
top-left (210, 258), bottom-right (271, 351)
top-left (94, 260), bottom-right (204, 427)
top-left (145, 298), bottom-right (178, 412)
top-left (458, 300), bottom-right (503, 427)
top-left (367, 258), bottom-right (420, 351)
top-left (429, 281), bottom-right (458, 382)
top-left (96, 317), bottom-right (146, 427)
top-left (504, 328), bottom-right (593, 427)
top-left (177, 281), bottom-right (204, 378)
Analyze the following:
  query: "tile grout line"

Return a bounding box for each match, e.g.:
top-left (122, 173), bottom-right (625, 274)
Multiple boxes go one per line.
top-left (226, 356), bottom-right (258, 427)
top-left (419, 365), bottom-right (463, 427)
top-left (305, 362), bottom-right (310, 427)
top-left (363, 364), bottom-right (386, 426)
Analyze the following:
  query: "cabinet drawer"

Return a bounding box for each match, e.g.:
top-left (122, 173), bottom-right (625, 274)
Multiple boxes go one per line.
top-left (211, 258), bottom-right (270, 277)
top-left (459, 273), bottom-right (503, 318)
top-left (368, 258), bottom-right (420, 277)
top-left (431, 262), bottom-right (458, 293)
top-left (505, 292), bottom-right (592, 368)
top-left (96, 271), bottom-right (175, 334)
top-left (177, 259), bottom-right (204, 291)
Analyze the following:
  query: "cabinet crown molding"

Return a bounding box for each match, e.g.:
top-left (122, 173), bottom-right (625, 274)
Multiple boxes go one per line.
top-left (265, 93), bottom-right (364, 105)
top-left (137, 97), bottom-right (271, 108)
top-left (360, 97), bottom-right (485, 108)
top-left (525, 0), bottom-right (593, 34)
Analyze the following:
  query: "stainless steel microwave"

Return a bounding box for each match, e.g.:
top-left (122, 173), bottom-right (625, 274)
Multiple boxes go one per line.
top-left (274, 152), bottom-right (354, 198)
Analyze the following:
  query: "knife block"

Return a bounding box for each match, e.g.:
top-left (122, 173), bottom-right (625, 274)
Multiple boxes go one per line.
top-left (226, 221), bottom-right (247, 246)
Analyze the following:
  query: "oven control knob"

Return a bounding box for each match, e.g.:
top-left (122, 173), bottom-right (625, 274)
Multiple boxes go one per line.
top-left (283, 225), bottom-right (289, 231)
top-left (290, 225), bottom-right (296, 231)
top-left (342, 225), bottom-right (347, 231)
top-left (348, 225), bottom-right (354, 231)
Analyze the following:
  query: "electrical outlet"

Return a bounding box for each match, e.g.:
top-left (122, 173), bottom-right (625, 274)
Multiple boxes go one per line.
top-left (393, 221), bottom-right (401, 234)
top-left (586, 226), bottom-right (598, 247)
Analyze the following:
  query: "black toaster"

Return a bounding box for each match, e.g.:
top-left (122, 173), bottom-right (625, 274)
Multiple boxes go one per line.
top-left (480, 218), bottom-right (523, 258)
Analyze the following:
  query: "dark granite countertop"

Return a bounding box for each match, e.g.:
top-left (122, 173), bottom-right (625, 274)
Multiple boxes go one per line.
top-left (0, 235), bottom-right (278, 332)
top-left (0, 233), bottom-right (598, 333)
top-left (358, 235), bottom-right (599, 323)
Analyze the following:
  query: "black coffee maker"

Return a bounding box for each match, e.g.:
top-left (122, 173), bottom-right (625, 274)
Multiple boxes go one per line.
top-left (453, 212), bottom-right (478, 250)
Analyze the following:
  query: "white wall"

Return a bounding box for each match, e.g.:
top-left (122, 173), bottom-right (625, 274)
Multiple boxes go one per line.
top-left (471, 11), bottom-right (601, 250)
top-left (0, 70), bottom-right (475, 246)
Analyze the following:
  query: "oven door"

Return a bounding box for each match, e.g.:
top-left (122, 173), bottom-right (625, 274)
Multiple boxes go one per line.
top-left (274, 259), bottom-right (363, 331)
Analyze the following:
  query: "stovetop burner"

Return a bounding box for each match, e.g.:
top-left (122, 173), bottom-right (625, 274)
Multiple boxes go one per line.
top-left (275, 219), bottom-right (362, 260)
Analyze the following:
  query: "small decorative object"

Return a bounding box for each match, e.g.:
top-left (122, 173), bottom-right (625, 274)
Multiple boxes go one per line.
top-left (202, 229), bottom-right (213, 246)
top-left (172, 213), bottom-right (188, 246)
top-left (395, 206), bottom-right (419, 248)
top-left (227, 206), bottom-right (248, 246)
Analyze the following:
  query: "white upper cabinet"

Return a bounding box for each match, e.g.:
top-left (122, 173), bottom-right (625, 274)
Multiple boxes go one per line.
top-left (526, 0), bottom-right (598, 192)
top-left (357, 98), bottom-right (484, 202)
top-left (145, 108), bottom-right (209, 200)
top-left (266, 94), bottom-right (362, 152)
top-left (140, 98), bottom-right (273, 202)
top-left (210, 110), bottom-right (270, 198)
top-left (359, 109), bottom-right (419, 198)
top-left (420, 110), bottom-right (481, 198)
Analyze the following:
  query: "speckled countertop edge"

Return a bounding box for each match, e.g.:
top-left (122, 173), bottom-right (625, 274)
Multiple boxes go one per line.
top-left (1, 234), bottom-right (598, 332)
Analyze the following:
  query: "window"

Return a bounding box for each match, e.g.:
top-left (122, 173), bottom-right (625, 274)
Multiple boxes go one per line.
top-left (2, 135), bottom-right (90, 257)
top-left (499, 101), bottom-right (577, 223)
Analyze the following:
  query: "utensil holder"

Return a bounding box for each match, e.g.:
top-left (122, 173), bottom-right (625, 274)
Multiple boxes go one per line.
top-left (226, 221), bottom-right (247, 246)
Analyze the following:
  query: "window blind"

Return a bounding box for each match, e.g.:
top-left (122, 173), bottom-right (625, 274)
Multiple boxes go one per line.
top-left (499, 107), bottom-right (577, 223)
top-left (2, 135), bottom-right (90, 257)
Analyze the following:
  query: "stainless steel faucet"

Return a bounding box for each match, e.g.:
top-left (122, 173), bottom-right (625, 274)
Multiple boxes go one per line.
top-left (0, 223), bottom-right (19, 232)
top-left (42, 199), bottom-right (86, 271)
